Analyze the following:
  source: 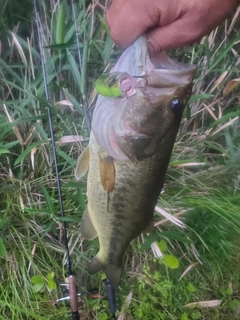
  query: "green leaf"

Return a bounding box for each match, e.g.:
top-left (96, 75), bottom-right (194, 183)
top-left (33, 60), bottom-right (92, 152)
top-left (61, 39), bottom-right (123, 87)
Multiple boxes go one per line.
top-left (14, 141), bottom-right (43, 166)
top-left (158, 240), bottom-right (167, 252)
top-left (47, 272), bottom-right (55, 280)
top-left (140, 233), bottom-right (159, 251)
top-left (101, 299), bottom-right (108, 308)
top-left (81, 36), bottom-right (89, 95)
top-left (65, 181), bottom-right (86, 188)
top-left (0, 140), bottom-right (19, 149)
top-left (0, 149), bottom-right (10, 154)
top-left (161, 231), bottom-right (192, 243)
top-left (0, 58), bottom-right (23, 84)
top-left (210, 108), bottom-right (240, 127)
top-left (13, 34), bottom-right (41, 59)
top-left (47, 279), bottom-right (57, 290)
top-left (0, 237), bottom-right (8, 258)
top-left (170, 159), bottom-right (206, 166)
top-left (31, 275), bottom-right (44, 285)
top-left (41, 185), bottom-right (54, 215)
top-left (164, 254), bottom-right (179, 269)
top-left (45, 43), bottom-right (78, 50)
top-left (181, 313), bottom-right (189, 320)
top-left (67, 49), bottom-right (81, 92)
top-left (191, 311), bottom-right (202, 319)
top-left (187, 283), bottom-right (196, 293)
top-left (64, 11), bottom-right (84, 43)
top-left (226, 287), bottom-right (233, 296)
top-left (56, 0), bottom-right (67, 44)
top-left (188, 93), bottom-right (214, 103)
top-left (56, 148), bottom-right (76, 167)
top-left (227, 299), bottom-right (240, 311)
top-left (103, 35), bottom-right (114, 63)
top-left (97, 312), bottom-right (108, 320)
top-left (0, 217), bottom-right (9, 230)
top-left (63, 89), bottom-right (85, 117)
top-left (96, 12), bottom-right (110, 34)
top-left (209, 35), bottom-right (240, 70)
top-left (32, 283), bottom-right (45, 293)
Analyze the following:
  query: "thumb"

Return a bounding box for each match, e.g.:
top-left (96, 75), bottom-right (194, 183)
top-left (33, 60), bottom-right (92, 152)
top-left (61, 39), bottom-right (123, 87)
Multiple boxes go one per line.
top-left (106, 0), bottom-right (156, 49)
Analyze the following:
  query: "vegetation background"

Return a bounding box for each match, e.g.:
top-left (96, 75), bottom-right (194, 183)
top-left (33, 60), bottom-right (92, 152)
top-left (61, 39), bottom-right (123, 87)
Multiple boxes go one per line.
top-left (0, 0), bottom-right (240, 319)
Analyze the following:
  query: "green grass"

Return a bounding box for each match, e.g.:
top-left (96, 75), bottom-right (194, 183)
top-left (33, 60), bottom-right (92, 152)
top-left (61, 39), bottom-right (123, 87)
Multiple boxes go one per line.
top-left (0, 1), bottom-right (240, 319)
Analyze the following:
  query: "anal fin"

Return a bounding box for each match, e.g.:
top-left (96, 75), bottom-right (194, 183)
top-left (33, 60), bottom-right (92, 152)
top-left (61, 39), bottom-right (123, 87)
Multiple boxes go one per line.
top-left (81, 207), bottom-right (97, 240)
top-left (89, 254), bottom-right (105, 274)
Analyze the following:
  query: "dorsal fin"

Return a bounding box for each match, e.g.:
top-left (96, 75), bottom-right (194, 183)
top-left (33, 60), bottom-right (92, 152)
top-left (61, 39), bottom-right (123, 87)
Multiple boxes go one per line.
top-left (75, 145), bottom-right (90, 180)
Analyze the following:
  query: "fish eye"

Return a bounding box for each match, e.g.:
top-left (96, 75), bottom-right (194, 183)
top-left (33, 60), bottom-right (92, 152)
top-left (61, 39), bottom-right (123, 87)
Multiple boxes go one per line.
top-left (170, 99), bottom-right (184, 113)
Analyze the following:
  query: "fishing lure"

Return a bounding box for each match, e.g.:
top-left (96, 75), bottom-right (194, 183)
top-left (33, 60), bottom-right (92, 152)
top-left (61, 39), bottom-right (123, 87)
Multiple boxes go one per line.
top-left (95, 72), bottom-right (147, 98)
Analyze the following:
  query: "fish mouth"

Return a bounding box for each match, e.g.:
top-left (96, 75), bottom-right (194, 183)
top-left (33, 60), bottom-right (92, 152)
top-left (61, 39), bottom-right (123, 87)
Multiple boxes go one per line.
top-left (112, 34), bottom-right (197, 88)
top-left (136, 34), bottom-right (197, 86)
top-left (147, 53), bottom-right (197, 88)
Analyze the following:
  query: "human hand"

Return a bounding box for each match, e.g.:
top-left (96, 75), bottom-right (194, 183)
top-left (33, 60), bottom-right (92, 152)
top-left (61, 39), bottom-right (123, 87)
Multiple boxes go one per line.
top-left (106, 0), bottom-right (238, 55)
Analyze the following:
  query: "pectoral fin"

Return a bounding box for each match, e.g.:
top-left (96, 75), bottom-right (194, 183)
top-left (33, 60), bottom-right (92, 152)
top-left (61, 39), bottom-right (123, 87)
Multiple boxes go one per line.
top-left (75, 146), bottom-right (90, 180)
top-left (81, 207), bottom-right (97, 240)
top-left (99, 156), bottom-right (115, 193)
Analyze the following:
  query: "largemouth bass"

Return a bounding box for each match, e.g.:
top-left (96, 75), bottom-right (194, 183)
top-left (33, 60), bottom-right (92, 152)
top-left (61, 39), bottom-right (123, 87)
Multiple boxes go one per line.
top-left (76, 35), bottom-right (196, 287)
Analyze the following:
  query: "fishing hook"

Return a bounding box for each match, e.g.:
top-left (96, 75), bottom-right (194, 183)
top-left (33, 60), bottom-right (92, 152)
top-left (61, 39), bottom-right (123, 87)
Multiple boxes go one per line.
top-left (133, 75), bottom-right (148, 88)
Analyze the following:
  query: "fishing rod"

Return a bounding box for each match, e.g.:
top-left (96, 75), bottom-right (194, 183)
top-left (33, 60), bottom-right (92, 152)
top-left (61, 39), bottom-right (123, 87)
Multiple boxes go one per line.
top-left (34, 0), bottom-right (116, 318)
top-left (33, 1), bottom-right (80, 319)
top-left (71, 1), bottom-right (117, 318)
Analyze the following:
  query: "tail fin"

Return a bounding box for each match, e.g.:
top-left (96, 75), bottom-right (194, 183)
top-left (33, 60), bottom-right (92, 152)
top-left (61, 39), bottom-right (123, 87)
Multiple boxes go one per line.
top-left (89, 254), bottom-right (122, 288)
top-left (105, 264), bottom-right (122, 288)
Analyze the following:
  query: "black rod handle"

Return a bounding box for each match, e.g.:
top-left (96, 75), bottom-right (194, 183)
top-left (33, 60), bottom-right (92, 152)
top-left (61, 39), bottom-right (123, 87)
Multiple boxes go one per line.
top-left (105, 279), bottom-right (116, 314)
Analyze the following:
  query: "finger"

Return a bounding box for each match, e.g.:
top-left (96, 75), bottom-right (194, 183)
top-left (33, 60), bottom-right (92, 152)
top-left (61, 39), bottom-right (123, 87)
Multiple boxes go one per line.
top-left (147, 18), bottom-right (201, 55)
top-left (106, 0), bottom-right (159, 48)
